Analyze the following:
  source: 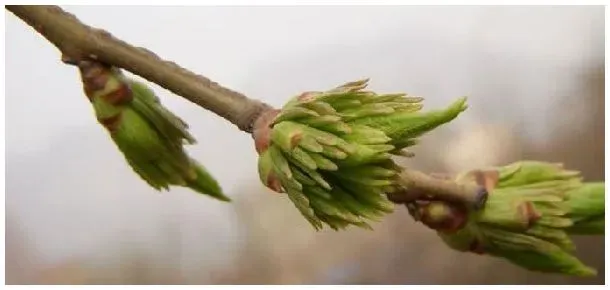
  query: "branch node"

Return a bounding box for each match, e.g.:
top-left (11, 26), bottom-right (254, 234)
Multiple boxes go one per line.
top-left (393, 169), bottom-right (488, 210)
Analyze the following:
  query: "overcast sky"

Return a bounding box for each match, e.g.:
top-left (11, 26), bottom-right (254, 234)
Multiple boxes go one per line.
top-left (5, 5), bottom-right (604, 282)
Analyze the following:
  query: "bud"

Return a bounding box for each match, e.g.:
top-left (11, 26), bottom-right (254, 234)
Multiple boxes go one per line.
top-left (425, 161), bottom-right (604, 276)
top-left (564, 182), bottom-right (604, 235)
top-left (76, 61), bottom-right (229, 201)
top-left (255, 79), bottom-right (467, 230)
top-left (415, 200), bottom-right (468, 232)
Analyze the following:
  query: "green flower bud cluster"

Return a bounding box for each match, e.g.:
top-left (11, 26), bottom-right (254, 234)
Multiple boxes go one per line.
top-left (256, 79), bottom-right (467, 230)
top-left (430, 161), bottom-right (604, 276)
top-left (76, 61), bottom-right (228, 201)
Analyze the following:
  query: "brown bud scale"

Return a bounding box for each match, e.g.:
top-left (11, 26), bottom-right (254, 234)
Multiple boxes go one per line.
top-left (98, 113), bottom-right (122, 133)
top-left (103, 83), bottom-right (133, 105)
top-left (252, 109), bottom-right (281, 154)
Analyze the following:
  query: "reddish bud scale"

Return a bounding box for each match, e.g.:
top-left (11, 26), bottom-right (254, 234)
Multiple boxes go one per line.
top-left (521, 201), bottom-right (541, 227)
top-left (78, 61), bottom-right (109, 101)
top-left (464, 169), bottom-right (499, 254)
top-left (469, 169), bottom-right (500, 193)
top-left (77, 60), bottom-right (134, 105)
top-left (98, 113), bottom-right (122, 133)
top-left (252, 109), bottom-right (281, 154)
top-left (253, 109), bottom-right (284, 194)
top-left (103, 83), bottom-right (133, 105)
top-left (289, 133), bottom-right (303, 149)
top-left (297, 92), bottom-right (318, 102)
top-left (409, 169), bottom-right (502, 249)
top-left (417, 201), bottom-right (468, 233)
top-left (266, 171), bottom-right (284, 193)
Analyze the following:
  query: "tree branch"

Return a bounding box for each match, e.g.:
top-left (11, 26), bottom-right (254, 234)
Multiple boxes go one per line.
top-left (5, 5), bottom-right (270, 133)
top-left (389, 169), bottom-right (488, 210)
top-left (6, 5), bottom-right (488, 210)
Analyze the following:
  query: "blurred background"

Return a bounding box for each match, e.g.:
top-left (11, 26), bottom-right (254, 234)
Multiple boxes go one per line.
top-left (5, 5), bottom-right (604, 285)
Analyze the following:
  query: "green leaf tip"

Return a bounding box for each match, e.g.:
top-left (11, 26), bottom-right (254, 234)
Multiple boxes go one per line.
top-left (350, 96), bottom-right (468, 151)
top-left (420, 161), bottom-right (605, 277)
top-left (565, 182), bottom-right (604, 235)
top-left (76, 60), bottom-right (229, 202)
top-left (255, 79), bottom-right (467, 230)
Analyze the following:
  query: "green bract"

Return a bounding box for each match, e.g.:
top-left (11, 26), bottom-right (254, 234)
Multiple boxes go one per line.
top-left (77, 61), bottom-right (228, 201)
top-left (257, 79), bottom-right (467, 230)
top-left (431, 161), bottom-right (604, 276)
